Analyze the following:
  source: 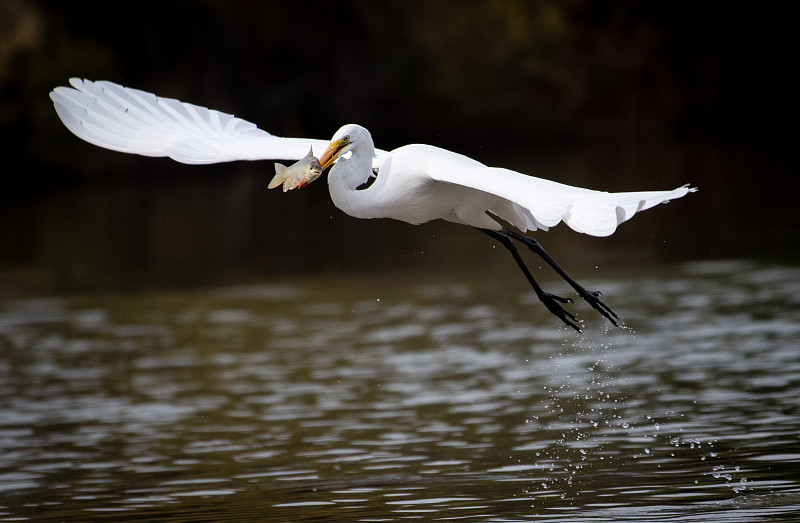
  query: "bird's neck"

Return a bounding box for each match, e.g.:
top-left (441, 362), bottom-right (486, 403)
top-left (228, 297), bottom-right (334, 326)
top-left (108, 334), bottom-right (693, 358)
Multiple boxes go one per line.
top-left (327, 149), bottom-right (377, 219)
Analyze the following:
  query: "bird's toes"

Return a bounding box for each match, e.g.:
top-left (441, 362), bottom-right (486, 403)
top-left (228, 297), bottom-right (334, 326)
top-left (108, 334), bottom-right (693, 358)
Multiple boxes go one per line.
top-left (540, 293), bottom-right (581, 332)
top-left (547, 292), bottom-right (573, 304)
top-left (559, 312), bottom-right (581, 332)
top-left (580, 289), bottom-right (620, 324)
top-left (554, 310), bottom-right (581, 332)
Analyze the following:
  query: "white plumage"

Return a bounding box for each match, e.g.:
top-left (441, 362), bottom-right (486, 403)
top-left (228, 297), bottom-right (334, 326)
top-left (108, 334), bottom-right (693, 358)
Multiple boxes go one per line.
top-left (51, 78), bottom-right (692, 237)
top-left (50, 78), bottom-right (697, 330)
top-left (50, 78), bottom-right (382, 166)
top-left (324, 130), bottom-right (693, 237)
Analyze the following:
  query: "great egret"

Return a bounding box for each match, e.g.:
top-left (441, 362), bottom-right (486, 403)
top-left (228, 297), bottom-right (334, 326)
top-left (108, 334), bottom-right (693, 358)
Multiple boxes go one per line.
top-left (50, 78), bottom-right (696, 331)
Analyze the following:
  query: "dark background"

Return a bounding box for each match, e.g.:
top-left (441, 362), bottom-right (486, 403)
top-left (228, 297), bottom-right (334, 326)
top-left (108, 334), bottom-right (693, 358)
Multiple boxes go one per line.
top-left (1, 0), bottom-right (797, 293)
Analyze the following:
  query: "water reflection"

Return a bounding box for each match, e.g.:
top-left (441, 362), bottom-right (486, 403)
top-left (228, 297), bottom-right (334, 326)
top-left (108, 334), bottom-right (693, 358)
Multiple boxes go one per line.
top-left (1, 260), bottom-right (799, 521)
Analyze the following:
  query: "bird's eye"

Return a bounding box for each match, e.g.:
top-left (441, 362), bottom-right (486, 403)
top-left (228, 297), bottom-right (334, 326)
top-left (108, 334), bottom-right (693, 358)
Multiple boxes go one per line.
top-left (343, 135), bottom-right (350, 143)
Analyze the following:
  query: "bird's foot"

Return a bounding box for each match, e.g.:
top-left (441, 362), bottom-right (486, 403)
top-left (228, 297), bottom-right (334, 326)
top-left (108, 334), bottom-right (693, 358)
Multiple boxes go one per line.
top-left (538, 291), bottom-right (581, 332)
top-left (578, 289), bottom-right (619, 326)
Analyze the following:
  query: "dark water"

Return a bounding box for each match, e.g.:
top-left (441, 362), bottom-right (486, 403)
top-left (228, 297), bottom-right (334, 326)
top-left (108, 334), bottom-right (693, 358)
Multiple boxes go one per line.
top-left (1, 259), bottom-right (799, 521)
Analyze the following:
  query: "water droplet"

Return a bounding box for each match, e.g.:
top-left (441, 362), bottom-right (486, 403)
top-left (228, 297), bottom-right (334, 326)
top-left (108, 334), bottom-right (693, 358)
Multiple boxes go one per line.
top-left (733, 477), bottom-right (748, 494)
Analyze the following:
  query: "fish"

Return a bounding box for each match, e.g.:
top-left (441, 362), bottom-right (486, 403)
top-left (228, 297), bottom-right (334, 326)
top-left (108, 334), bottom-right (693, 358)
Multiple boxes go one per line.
top-left (268, 147), bottom-right (323, 192)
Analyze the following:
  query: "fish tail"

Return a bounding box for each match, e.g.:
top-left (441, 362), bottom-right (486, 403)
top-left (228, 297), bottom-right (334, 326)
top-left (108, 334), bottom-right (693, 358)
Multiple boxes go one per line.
top-left (268, 163), bottom-right (288, 190)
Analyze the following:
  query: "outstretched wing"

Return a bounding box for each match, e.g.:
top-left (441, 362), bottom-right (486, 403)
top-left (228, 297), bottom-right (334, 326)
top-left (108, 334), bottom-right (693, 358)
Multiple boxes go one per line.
top-left (416, 145), bottom-right (695, 237)
top-left (51, 78), bottom-right (362, 165)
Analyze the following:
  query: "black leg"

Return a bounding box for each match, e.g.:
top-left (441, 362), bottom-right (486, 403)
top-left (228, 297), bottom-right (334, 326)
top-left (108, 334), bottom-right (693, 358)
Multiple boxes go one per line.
top-left (501, 228), bottom-right (619, 326)
top-left (481, 228), bottom-right (581, 332)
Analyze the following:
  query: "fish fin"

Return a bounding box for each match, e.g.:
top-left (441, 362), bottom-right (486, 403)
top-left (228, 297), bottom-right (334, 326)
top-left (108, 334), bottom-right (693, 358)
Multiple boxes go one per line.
top-left (268, 163), bottom-right (287, 189)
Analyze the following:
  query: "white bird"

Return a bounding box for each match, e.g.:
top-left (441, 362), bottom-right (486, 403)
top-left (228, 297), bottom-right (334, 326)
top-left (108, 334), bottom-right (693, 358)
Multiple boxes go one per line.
top-left (50, 78), bottom-right (696, 331)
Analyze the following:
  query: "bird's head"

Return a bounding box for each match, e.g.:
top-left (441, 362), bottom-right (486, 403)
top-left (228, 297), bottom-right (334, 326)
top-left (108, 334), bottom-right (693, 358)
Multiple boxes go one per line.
top-left (319, 124), bottom-right (371, 170)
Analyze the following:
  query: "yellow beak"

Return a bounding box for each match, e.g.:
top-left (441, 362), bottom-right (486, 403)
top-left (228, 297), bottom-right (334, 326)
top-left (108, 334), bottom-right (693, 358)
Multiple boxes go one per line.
top-left (319, 137), bottom-right (349, 170)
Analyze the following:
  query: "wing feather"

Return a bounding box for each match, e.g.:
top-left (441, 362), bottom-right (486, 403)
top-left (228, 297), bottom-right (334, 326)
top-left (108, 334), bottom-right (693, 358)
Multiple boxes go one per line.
top-left (50, 78), bottom-right (334, 165)
top-left (421, 146), bottom-right (696, 237)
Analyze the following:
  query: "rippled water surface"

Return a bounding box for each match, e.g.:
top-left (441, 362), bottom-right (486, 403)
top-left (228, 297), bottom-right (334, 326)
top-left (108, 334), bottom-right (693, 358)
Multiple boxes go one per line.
top-left (1, 259), bottom-right (799, 521)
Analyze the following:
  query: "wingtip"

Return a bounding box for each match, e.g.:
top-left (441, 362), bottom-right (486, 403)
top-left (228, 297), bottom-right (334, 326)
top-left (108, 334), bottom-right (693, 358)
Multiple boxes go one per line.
top-left (50, 78), bottom-right (79, 99)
